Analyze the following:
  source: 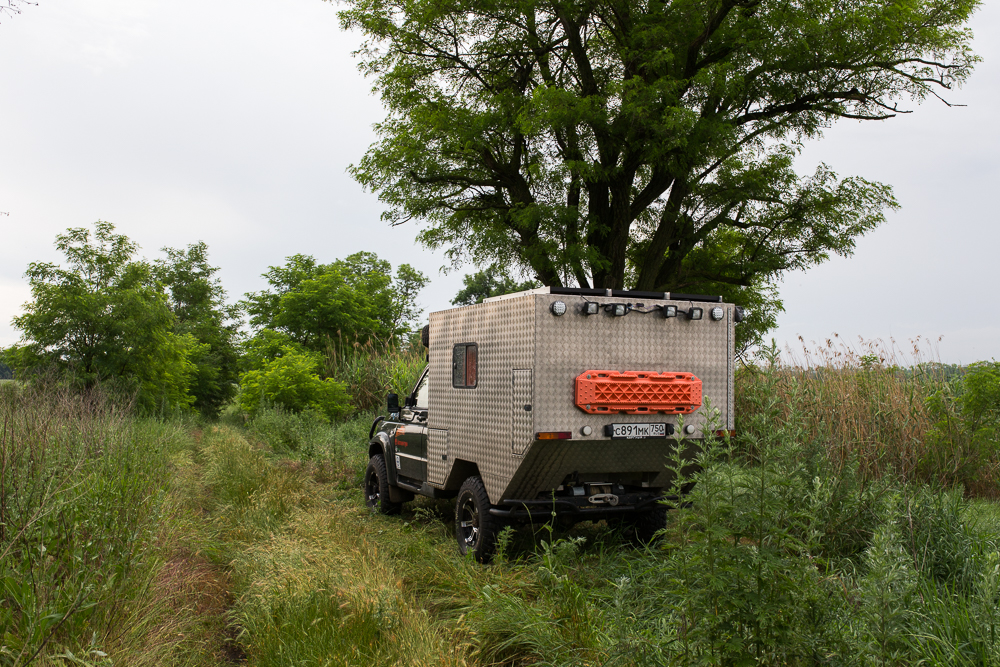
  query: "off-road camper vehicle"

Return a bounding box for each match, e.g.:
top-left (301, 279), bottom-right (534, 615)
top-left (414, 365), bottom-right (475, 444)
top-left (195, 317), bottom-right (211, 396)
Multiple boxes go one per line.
top-left (364, 286), bottom-right (741, 561)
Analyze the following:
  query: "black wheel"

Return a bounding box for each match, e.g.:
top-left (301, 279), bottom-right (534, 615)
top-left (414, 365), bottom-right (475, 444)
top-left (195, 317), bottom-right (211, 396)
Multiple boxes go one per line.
top-left (613, 505), bottom-right (668, 545)
top-left (364, 454), bottom-right (401, 515)
top-left (455, 476), bottom-right (501, 563)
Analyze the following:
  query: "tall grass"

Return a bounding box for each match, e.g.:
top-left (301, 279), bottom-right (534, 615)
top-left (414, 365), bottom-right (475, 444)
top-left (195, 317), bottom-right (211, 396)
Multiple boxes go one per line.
top-left (0, 382), bottom-right (215, 665)
top-left (737, 336), bottom-right (999, 496)
top-left (323, 337), bottom-right (426, 412)
top-left (195, 425), bottom-right (481, 666)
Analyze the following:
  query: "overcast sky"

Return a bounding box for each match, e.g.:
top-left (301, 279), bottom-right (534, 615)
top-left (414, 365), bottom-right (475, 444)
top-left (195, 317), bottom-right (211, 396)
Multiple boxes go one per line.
top-left (1, 0), bottom-right (997, 365)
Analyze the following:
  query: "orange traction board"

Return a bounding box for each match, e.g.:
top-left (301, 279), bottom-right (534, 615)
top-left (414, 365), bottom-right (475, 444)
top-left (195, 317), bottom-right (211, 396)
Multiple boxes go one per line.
top-left (575, 370), bottom-right (702, 415)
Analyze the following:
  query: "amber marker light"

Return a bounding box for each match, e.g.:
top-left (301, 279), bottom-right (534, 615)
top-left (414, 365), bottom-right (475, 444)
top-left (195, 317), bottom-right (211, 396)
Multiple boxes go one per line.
top-left (714, 430), bottom-right (737, 438)
top-left (536, 432), bottom-right (573, 440)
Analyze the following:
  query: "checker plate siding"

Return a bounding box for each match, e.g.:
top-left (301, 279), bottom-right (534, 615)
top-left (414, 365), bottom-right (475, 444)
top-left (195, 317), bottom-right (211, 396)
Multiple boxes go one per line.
top-left (532, 294), bottom-right (731, 441)
top-left (427, 297), bottom-right (535, 502)
top-left (427, 293), bottom-right (734, 503)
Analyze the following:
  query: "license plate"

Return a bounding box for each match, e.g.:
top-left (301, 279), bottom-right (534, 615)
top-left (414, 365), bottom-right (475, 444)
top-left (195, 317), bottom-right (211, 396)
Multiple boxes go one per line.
top-left (606, 423), bottom-right (667, 439)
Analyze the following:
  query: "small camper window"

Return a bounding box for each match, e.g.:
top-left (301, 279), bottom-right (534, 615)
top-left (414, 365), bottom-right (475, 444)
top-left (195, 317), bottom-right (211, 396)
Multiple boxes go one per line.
top-left (452, 343), bottom-right (478, 388)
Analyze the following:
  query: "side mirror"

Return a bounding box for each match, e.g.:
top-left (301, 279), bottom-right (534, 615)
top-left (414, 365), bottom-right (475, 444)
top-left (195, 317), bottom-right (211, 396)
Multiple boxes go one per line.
top-left (734, 306), bottom-right (745, 323)
top-left (387, 393), bottom-right (400, 413)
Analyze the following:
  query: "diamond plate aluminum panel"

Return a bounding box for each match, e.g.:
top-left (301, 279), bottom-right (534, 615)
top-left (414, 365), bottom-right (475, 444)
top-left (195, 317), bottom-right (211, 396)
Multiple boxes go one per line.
top-left (427, 428), bottom-right (448, 484)
top-left (427, 297), bottom-right (536, 502)
top-left (533, 294), bottom-right (731, 442)
top-left (512, 370), bottom-right (533, 455)
top-left (427, 292), bottom-right (734, 503)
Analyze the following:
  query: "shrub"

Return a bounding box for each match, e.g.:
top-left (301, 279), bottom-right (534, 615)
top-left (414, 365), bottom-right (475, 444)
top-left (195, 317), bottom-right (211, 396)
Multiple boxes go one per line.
top-left (923, 361), bottom-right (1000, 496)
top-left (239, 346), bottom-right (351, 421)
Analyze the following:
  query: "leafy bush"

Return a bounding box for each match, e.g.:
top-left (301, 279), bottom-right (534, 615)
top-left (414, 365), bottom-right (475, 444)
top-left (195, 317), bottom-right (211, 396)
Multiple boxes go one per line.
top-left (924, 361), bottom-right (1000, 496)
top-left (239, 346), bottom-right (351, 422)
top-left (244, 405), bottom-right (336, 458)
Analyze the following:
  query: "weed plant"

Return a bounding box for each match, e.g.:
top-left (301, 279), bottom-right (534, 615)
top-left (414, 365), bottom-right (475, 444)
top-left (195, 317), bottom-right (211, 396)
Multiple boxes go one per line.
top-left (0, 382), bottom-right (211, 666)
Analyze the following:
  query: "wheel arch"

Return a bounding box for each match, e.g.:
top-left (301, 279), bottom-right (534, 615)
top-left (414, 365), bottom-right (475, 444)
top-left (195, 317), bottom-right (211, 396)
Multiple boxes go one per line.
top-left (445, 459), bottom-right (483, 495)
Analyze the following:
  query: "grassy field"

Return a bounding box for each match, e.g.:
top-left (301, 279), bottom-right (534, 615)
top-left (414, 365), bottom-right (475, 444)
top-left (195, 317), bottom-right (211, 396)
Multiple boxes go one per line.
top-left (4, 345), bottom-right (1000, 666)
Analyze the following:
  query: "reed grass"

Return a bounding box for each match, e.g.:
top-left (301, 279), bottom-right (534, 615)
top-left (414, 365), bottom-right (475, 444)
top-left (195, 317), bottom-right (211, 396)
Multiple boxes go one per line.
top-left (737, 335), bottom-right (998, 497)
top-left (323, 337), bottom-right (426, 412)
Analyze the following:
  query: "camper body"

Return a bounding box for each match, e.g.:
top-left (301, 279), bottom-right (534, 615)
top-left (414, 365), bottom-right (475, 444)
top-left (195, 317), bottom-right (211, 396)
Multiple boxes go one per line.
top-left (365, 286), bottom-right (738, 561)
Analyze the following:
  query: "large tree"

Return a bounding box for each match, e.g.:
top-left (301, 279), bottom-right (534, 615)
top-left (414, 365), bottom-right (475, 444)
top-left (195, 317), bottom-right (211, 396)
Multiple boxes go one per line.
top-left (4, 222), bottom-right (197, 412)
top-left (242, 251), bottom-right (429, 350)
top-left (155, 242), bottom-right (243, 417)
top-left (341, 0), bottom-right (979, 344)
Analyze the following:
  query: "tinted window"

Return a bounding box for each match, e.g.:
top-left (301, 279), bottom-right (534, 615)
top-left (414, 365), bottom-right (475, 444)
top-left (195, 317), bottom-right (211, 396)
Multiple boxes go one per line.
top-left (452, 343), bottom-right (477, 388)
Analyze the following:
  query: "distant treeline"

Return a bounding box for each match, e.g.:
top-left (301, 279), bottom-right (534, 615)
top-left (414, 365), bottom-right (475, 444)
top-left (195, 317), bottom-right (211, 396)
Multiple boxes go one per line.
top-left (0, 362), bottom-right (11, 380)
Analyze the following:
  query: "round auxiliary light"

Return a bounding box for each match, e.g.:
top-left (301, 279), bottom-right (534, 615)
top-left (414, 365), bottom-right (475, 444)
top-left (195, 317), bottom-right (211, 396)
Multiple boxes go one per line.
top-left (710, 306), bottom-right (724, 321)
top-left (684, 424), bottom-right (696, 435)
top-left (550, 300), bottom-right (567, 316)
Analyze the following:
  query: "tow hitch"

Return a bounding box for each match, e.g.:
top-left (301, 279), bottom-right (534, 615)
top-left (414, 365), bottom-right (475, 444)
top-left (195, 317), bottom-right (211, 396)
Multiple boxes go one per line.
top-left (588, 493), bottom-right (619, 506)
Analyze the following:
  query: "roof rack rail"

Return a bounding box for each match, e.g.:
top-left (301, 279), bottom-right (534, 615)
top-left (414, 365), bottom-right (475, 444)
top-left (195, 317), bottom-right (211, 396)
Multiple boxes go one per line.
top-left (548, 286), bottom-right (722, 303)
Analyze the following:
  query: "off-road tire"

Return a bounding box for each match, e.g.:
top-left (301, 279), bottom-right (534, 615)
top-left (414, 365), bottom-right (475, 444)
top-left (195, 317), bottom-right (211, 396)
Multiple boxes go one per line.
top-left (615, 505), bottom-right (668, 545)
top-left (455, 476), bottom-right (501, 563)
top-left (364, 454), bottom-right (401, 515)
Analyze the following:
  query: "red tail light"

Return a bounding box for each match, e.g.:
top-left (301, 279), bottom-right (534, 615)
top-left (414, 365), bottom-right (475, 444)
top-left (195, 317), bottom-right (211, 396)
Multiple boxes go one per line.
top-left (536, 432), bottom-right (573, 440)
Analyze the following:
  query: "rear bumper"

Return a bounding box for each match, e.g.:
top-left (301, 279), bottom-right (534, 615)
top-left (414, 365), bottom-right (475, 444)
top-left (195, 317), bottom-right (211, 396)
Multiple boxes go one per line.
top-left (489, 493), bottom-right (672, 521)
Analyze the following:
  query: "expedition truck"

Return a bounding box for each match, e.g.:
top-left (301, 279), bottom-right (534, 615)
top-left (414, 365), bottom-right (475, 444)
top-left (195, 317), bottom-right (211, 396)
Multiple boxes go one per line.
top-left (364, 286), bottom-right (743, 562)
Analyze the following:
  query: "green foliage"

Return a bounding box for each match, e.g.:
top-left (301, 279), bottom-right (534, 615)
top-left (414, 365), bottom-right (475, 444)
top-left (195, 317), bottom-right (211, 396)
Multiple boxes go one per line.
top-left (0, 383), bottom-right (192, 664)
top-left (239, 346), bottom-right (352, 422)
top-left (924, 361), bottom-right (1000, 493)
top-left (451, 266), bottom-right (541, 306)
top-left (244, 404), bottom-right (340, 458)
top-left (155, 242), bottom-right (243, 417)
top-left (342, 0), bottom-right (977, 345)
top-left (4, 222), bottom-right (196, 413)
top-left (242, 251), bottom-right (428, 349)
top-left (324, 337), bottom-right (427, 412)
